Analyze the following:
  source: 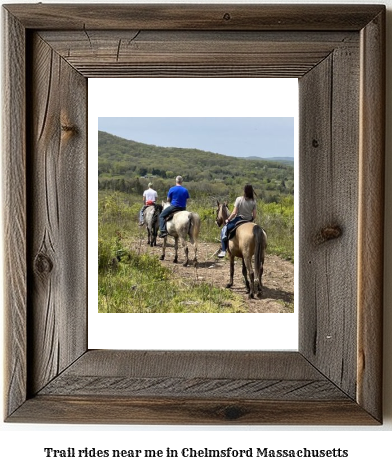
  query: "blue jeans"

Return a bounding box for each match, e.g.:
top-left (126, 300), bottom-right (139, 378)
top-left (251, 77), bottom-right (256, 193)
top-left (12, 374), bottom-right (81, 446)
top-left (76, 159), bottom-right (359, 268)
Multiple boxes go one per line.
top-left (220, 216), bottom-right (242, 251)
top-left (159, 205), bottom-right (185, 232)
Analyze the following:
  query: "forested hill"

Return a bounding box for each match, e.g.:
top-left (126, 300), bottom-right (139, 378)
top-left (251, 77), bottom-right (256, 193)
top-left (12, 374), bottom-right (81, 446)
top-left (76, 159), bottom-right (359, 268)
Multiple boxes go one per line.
top-left (98, 131), bottom-right (294, 203)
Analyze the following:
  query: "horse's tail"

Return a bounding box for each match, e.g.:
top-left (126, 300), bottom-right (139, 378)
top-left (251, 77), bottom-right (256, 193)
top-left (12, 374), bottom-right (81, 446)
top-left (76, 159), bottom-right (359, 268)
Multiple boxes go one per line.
top-left (253, 225), bottom-right (267, 278)
top-left (188, 212), bottom-right (201, 244)
top-left (151, 204), bottom-right (162, 228)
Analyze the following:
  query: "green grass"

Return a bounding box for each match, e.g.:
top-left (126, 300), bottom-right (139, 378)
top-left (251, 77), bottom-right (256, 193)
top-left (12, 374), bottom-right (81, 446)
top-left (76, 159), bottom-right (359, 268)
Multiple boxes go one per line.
top-left (97, 190), bottom-right (294, 313)
top-left (259, 197), bottom-right (294, 261)
top-left (98, 250), bottom-right (245, 313)
top-left (98, 190), bottom-right (294, 260)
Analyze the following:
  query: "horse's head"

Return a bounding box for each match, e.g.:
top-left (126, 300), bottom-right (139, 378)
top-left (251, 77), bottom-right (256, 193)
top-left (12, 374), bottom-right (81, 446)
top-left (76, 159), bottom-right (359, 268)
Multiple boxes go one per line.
top-left (216, 201), bottom-right (229, 227)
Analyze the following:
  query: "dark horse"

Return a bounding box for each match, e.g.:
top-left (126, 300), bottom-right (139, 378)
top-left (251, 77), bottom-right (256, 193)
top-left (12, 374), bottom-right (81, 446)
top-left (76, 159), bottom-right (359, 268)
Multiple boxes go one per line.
top-left (144, 204), bottom-right (163, 247)
top-left (216, 201), bottom-right (267, 299)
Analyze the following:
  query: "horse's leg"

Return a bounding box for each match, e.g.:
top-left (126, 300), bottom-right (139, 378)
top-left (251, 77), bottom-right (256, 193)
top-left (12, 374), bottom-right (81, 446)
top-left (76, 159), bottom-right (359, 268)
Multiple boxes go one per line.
top-left (180, 237), bottom-right (189, 266)
top-left (173, 237), bottom-right (179, 263)
top-left (242, 258), bottom-right (250, 294)
top-left (188, 216), bottom-right (199, 266)
top-left (188, 231), bottom-right (197, 266)
top-left (226, 254), bottom-right (235, 288)
top-left (192, 239), bottom-right (197, 266)
top-left (152, 225), bottom-right (157, 247)
top-left (255, 256), bottom-right (263, 298)
top-left (160, 236), bottom-right (167, 260)
top-left (244, 255), bottom-right (255, 299)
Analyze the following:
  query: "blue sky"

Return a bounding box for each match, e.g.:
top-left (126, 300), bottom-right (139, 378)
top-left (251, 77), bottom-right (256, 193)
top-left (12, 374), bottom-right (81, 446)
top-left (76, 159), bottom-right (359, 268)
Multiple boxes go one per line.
top-left (98, 117), bottom-right (294, 159)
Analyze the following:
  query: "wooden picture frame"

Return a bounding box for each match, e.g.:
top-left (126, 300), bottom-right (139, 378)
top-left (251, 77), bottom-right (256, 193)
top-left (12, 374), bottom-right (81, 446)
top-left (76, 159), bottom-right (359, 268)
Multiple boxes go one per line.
top-left (3, 4), bottom-right (385, 424)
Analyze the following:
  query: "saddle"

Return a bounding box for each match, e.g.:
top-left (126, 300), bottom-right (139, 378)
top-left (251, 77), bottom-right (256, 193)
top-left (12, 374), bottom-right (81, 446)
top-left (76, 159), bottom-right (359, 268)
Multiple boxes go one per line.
top-left (227, 219), bottom-right (253, 240)
top-left (164, 209), bottom-right (182, 223)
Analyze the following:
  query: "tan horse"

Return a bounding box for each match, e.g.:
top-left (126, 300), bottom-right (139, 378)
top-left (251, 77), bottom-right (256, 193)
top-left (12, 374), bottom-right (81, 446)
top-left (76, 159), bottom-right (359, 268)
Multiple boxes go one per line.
top-left (160, 202), bottom-right (201, 266)
top-left (216, 201), bottom-right (267, 299)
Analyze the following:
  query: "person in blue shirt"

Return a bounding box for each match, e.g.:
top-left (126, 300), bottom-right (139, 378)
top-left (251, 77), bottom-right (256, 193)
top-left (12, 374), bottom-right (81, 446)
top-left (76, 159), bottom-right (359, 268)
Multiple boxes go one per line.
top-left (159, 176), bottom-right (190, 237)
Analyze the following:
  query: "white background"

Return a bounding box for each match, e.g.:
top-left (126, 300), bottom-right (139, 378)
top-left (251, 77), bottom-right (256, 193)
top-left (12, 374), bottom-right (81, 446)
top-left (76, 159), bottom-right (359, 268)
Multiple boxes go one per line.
top-left (89, 78), bottom-right (299, 351)
top-left (1, 0), bottom-right (391, 473)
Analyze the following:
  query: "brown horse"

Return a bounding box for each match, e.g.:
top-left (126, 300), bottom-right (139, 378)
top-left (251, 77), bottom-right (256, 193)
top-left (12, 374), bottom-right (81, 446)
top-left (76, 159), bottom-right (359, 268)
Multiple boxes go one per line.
top-left (216, 201), bottom-right (267, 299)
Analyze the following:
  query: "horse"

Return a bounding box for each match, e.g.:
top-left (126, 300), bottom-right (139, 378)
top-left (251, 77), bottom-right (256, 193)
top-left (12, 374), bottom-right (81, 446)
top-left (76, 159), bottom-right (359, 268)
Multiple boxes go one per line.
top-left (144, 204), bottom-right (163, 247)
top-left (160, 202), bottom-right (201, 266)
top-left (216, 201), bottom-right (267, 299)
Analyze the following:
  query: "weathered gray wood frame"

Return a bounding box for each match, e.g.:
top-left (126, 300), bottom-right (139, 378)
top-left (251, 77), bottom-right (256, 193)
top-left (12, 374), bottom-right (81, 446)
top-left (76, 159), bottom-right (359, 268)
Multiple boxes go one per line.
top-left (3, 4), bottom-right (385, 424)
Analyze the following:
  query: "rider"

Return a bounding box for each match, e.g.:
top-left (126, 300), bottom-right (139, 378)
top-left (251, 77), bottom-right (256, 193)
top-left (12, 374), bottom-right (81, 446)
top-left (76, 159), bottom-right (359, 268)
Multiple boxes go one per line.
top-left (158, 176), bottom-right (190, 238)
top-left (139, 182), bottom-right (158, 225)
top-left (217, 184), bottom-right (257, 258)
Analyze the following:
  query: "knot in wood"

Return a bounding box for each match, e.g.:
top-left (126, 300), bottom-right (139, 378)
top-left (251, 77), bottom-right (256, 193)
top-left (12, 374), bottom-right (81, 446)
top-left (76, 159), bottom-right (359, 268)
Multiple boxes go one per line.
top-left (312, 139), bottom-right (319, 148)
top-left (223, 405), bottom-right (244, 420)
top-left (61, 124), bottom-right (77, 132)
top-left (223, 13), bottom-right (231, 21)
top-left (34, 252), bottom-right (53, 274)
top-left (314, 225), bottom-right (342, 245)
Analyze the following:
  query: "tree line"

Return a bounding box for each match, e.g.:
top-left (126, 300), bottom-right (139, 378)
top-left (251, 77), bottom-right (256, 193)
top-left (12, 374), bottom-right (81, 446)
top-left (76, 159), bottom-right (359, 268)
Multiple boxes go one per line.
top-left (98, 130), bottom-right (294, 203)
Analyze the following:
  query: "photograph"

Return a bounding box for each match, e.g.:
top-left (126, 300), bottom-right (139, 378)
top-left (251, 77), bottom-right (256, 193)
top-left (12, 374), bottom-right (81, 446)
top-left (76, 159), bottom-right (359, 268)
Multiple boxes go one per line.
top-left (97, 116), bottom-right (295, 314)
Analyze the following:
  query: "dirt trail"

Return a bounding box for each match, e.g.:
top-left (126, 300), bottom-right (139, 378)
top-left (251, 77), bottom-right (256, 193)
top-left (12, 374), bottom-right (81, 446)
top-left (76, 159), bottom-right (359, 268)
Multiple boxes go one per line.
top-left (140, 237), bottom-right (294, 313)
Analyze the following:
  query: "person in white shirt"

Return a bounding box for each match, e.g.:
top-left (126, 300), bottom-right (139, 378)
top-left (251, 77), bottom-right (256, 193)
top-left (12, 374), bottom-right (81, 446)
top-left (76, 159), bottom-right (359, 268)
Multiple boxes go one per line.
top-left (139, 183), bottom-right (158, 225)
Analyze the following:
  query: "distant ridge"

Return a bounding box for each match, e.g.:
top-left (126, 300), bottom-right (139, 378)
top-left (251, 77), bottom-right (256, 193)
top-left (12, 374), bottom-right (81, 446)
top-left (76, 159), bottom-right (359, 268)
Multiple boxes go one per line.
top-left (245, 155), bottom-right (294, 164)
top-left (98, 130), bottom-right (294, 202)
top-left (98, 131), bottom-right (294, 164)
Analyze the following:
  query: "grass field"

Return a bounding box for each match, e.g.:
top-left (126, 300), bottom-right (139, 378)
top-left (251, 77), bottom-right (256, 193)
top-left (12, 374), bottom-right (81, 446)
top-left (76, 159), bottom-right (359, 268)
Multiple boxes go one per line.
top-left (98, 191), bottom-right (294, 313)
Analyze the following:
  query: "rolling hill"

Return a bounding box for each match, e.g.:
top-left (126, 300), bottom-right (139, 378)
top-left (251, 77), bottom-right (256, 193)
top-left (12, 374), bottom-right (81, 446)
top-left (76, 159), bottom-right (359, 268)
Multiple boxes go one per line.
top-left (98, 131), bottom-right (294, 202)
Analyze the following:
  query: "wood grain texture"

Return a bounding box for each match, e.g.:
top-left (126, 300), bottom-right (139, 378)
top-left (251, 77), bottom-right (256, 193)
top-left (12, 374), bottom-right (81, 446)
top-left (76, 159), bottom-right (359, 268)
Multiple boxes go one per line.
top-left (9, 396), bottom-right (378, 425)
top-left (27, 33), bottom-right (87, 395)
top-left (38, 351), bottom-right (346, 400)
top-left (60, 350), bottom-right (325, 379)
top-left (38, 30), bottom-right (358, 78)
top-left (357, 9), bottom-right (385, 422)
top-left (299, 41), bottom-right (360, 399)
top-left (10, 351), bottom-right (378, 424)
top-left (2, 9), bottom-right (27, 419)
top-left (2, 4), bottom-right (384, 425)
top-left (4, 4), bottom-right (384, 31)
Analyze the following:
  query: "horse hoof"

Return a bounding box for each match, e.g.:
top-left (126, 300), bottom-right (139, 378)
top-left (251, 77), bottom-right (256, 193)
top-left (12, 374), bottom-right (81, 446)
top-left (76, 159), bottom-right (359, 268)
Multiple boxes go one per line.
top-left (160, 255), bottom-right (164, 261)
top-left (193, 260), bottom-right (198, 268)
top-left (248, 294), bottom-right (255, 299)
top-left (183, 262), bottom-right (188, 267)
top-left (226, 283), bottom-right (233, 288)
top-left (173, 258), bottom-right (178, 264)
top-left (257, 292), bottom-right (262, 299)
